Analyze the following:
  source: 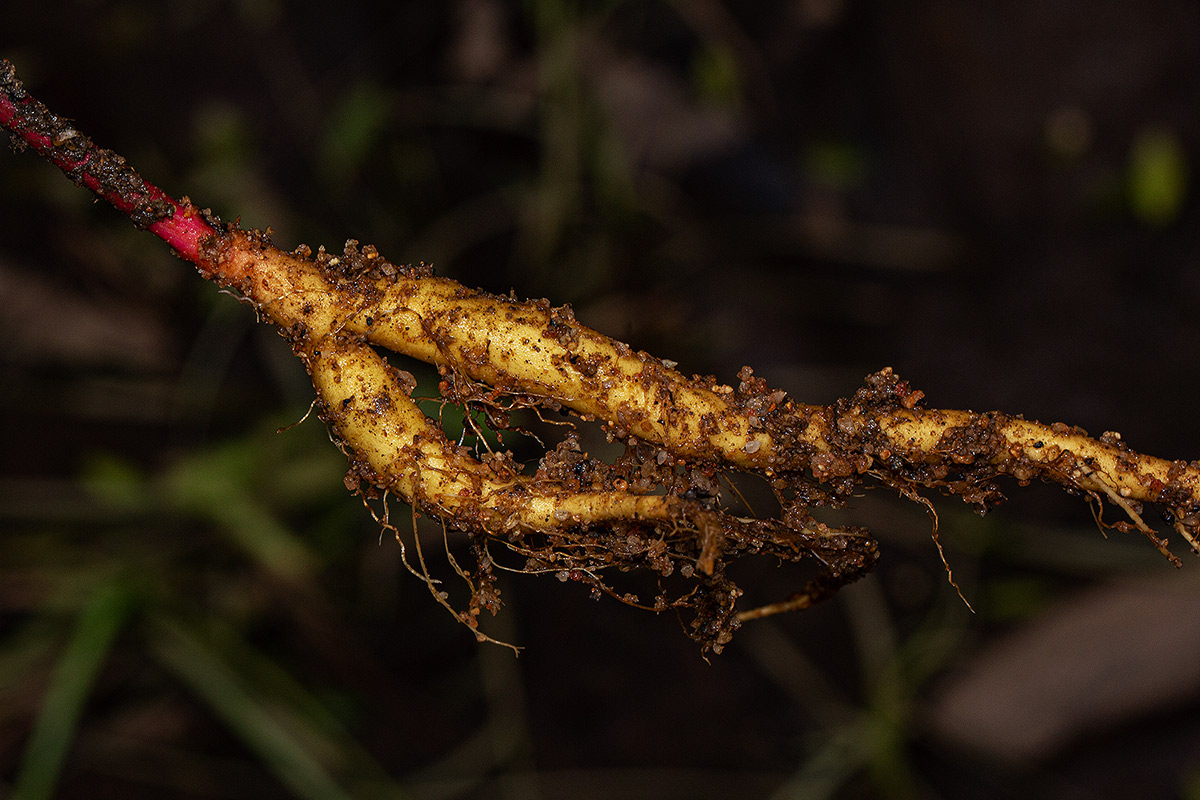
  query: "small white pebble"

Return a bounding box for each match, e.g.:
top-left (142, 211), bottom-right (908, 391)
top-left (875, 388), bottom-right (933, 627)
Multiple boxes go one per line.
top-left (743, 440), bottom-right (761, 454)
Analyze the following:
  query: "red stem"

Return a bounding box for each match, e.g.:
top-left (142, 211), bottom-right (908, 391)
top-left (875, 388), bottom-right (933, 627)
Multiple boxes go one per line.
top-left (0, 60), bottom-right (216, 263)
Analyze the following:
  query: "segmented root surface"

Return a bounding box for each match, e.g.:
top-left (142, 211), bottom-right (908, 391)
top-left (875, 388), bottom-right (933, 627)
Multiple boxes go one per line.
top-left (197, 231), bottom-right (1200, 651)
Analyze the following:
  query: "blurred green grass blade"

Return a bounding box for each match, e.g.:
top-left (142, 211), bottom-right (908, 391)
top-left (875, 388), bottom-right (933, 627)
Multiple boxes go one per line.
top-left (149, 618), bottom-right (355, 800)
top-left (0, 621), bottom-right (61, 713)
top-left (1129, 124), bottom-right (1188, 227)
top-left (319, 82), bottom-right (393, 188)
top-left (165, 442), bottom-right (319, 581)
top-left (769, 724), bottom-right (864, 800)
top-left (80, 454), bottom-right (150, 514)
top-left (805, 140), bottom-right (869, 191)
top-left (197, 616), bottom-right (407, 794)
top-left (13, 580), bottom-right (135, 800)
top-left (692, 43), bottom-right (742, 108)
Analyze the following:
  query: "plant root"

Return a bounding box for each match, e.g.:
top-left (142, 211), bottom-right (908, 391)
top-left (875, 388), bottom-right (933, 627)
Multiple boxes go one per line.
top-left (4, 59), bottom-right (1199, 652)
top-left (194, 230), bottom-right (1198, 650)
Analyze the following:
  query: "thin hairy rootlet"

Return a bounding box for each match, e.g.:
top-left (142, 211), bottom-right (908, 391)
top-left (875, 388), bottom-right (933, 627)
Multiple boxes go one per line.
top-left (4, 59), bottom-right (1199, 652)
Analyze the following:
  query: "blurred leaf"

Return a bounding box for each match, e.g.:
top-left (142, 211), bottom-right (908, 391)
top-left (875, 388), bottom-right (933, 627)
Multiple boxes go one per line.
top-left (148, 617), bottom-right (368, 800)
top-left (929, 575), bottom-right (1200, 763)
top-left (165, 441), bottom-right (320, 581)
top-left (320, 82), bottom-right (394, 189)
top-left (199, 617), bottom-right (407, 794)
top-left (983, 576), bottom-right (1054, 623)
top-left (692, 44), bottom-right (742, 109)
top-left (0, 621), bottom-right (61, 713)
top-left (1129, 124), bottom-right (1188, 227)
top-left (1183, 770), bottom-right (1200, 800)
top-left (770, 724), bottom-right (862, 800)
top-left (13, 579), bottom-right (136, 800)
top-left (79, 453), bottom-right (149, 513)
top-left (804, 140), bottom-right (869, 191)
top-left (188, 101), bottom-right (281, 232)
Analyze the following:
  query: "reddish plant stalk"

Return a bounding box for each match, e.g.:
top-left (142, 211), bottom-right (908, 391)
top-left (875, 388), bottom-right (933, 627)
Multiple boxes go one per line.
top-left (0, 60), bottom-right (213, 262)
top-left (5, 59), bottom-right (1199, 649)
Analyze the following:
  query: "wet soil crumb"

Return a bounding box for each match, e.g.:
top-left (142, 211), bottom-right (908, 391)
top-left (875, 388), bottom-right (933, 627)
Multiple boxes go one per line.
top-left (1, 59), bottom-right (178, 229)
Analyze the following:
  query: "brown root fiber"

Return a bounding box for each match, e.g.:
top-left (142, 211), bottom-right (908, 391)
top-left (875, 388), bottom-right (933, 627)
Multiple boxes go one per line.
top-left (186, 226), bottom-right (1200, 652)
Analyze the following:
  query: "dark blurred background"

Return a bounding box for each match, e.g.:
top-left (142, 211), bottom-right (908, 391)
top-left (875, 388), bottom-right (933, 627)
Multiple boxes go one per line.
top-left (2, 2), bottom-right (1199, 798)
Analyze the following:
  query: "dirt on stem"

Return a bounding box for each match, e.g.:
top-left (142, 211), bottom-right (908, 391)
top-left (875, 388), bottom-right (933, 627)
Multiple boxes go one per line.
top-left (3, 58), bottom-right (1199, 653)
